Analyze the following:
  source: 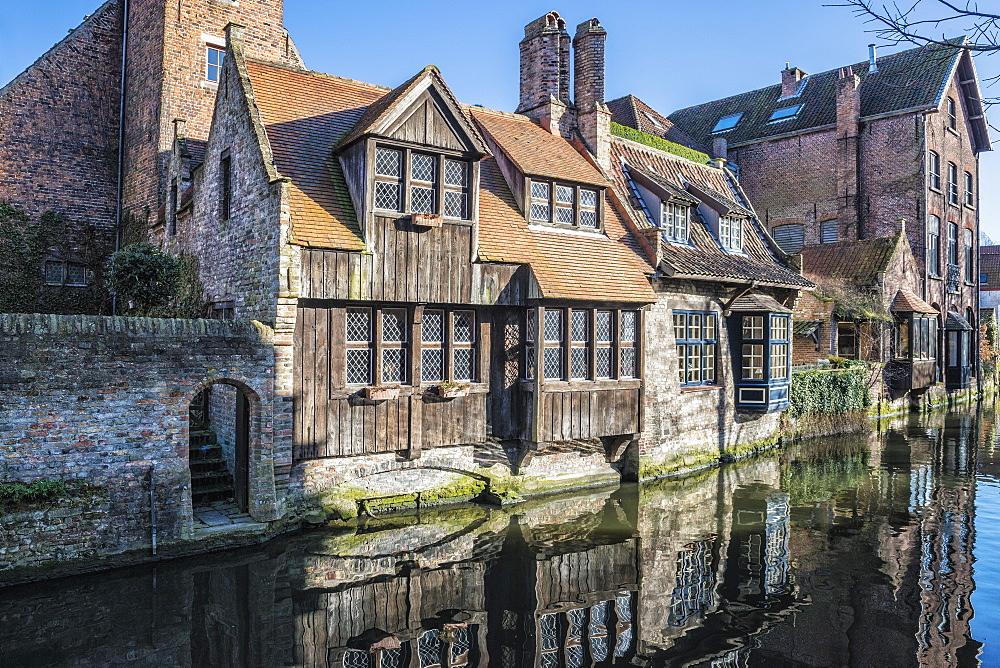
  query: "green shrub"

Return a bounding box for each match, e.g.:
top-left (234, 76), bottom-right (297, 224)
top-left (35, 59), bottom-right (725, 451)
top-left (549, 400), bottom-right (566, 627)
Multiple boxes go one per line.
top-left (0, 479), bottom-right (67, 507)
top-left (105, 243), bottom-right (180, 314)
top-left (610, 122), bottom-right (710, 164)
top-left (789, 367), bottom-right (871, 416)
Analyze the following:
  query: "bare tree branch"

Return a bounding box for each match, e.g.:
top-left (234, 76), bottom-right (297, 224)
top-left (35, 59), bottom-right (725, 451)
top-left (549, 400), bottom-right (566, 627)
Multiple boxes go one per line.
top-left (826, 0), bottom-right (1000, 52)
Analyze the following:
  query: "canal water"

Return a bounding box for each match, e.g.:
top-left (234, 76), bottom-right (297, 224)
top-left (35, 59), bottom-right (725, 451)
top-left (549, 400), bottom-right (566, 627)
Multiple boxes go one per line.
top-left (1, 404), bottom-right (998, 667)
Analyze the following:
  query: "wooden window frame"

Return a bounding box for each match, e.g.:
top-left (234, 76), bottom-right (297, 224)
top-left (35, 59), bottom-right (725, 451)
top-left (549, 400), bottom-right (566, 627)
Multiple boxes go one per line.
top-left (524, 307), bottom-right (641, 382)
top-left (947, 97), bottom-right (957, 130)
top-left (948, 221), bottom-right (959, 266)
top-left (769, 314), bottom-right (790, 381)
top-left (965, 228), bottom-right (975, 283)
top-left (948, 161), bottom-right (959, 205)
top-left (206, 46), bottom-right (225, 83)
top-left (927, 217), bottom-right (941, 277)
top-left (719, 215), bottom-right (745, 252)
top-left (928, 151), bottom-right (941, 191)
top-left (43, 259), bottom-right (89, 287)
top-left (525, 178), bottom-right (604, 232)
top-left (964, 171), bottom-right (974, 207)
top-left (370, 141), bottom-right (474, 221)
top-left (660, 200), bottom-right (691, 244)
top-left (674, 310), bottom-right (718, 387)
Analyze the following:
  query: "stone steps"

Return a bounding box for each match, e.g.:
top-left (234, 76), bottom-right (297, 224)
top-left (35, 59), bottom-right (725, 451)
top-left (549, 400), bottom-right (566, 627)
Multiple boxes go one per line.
top-left (188, 425), bottom-right (234, 505)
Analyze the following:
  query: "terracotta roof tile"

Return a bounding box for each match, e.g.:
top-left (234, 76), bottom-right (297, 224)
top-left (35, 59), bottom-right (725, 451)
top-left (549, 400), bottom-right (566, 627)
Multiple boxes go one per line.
top-left (470, 109), bottom-right (607, 187)
top-left (892, 288), bottom-right (938, 314)
top-left (245, 59), bottom-right (388, 250)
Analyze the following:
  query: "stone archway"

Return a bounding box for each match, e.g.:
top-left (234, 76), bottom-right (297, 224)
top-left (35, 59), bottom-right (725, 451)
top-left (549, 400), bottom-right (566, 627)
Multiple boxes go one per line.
top-left (188, 379), bottom-right (259, 515)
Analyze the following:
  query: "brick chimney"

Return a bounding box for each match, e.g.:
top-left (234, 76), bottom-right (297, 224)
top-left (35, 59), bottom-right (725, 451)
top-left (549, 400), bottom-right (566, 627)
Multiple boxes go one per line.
top-left (573, 18), bottom-right (611, 169)
top-left (518, 12), bottom-right (574, 136)
top-left (836, 66), bottom-right (861, 238)
top-left (780, 65), bottom-right (807, 99)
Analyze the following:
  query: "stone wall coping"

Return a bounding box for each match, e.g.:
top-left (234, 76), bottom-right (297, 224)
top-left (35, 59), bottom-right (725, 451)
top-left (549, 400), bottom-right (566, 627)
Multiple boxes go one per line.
top-left (0, 313), bottom-right (274, 342)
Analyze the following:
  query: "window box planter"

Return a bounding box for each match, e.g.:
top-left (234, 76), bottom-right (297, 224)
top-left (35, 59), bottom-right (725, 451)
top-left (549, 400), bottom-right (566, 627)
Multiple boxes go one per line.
top-left (437, 382), bottom-right (471, 399)
top-left (364, 385), bottom-right (400, 401)
top-left (412, 213), bottom-right (443, 228)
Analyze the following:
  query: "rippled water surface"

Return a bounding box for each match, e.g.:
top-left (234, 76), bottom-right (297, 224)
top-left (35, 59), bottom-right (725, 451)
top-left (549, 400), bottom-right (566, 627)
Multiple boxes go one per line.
top-left (4, 404), bottom-right (1000, 667)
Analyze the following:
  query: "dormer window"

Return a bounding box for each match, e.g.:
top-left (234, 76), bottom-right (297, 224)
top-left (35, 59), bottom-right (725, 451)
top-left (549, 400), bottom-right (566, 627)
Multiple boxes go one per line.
top-left (719, 215), bottom-right (744, 252)
top-left (660, 201), bottom-right (690, 243)
top-left (767, 105), bottom-right (802, 122)
top-left (711, 113), bottom-right (742, 133)
top-left (528, 179), bottom-right (602, 230)
top-left (373, 145), bottom-right (471, 220)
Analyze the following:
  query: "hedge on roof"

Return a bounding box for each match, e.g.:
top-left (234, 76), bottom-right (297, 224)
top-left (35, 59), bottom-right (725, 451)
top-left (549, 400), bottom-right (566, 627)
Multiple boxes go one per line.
top-left (610, 122), bottom-right (710, 164)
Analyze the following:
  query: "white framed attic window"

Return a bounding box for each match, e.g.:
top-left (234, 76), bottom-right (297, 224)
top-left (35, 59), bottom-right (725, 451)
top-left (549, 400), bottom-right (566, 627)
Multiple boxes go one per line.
top-left (711, 113), bottom-right (742, 133)
top-left (719, 215), bottom-right (744, 252)
top-left (767, 105), bottom-right (802, 123)
top-left (660, 201), bottom-right (690, 243)
top-left (206, 46), bottom-right (225, 83)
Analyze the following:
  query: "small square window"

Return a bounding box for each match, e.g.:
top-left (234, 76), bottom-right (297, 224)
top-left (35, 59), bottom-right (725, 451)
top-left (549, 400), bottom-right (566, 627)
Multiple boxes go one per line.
top-left (65, 264), bottom-right (88, 286)
top-left (44, 261), bottom-right (63, 285)
top-left (206, 47), bottom-right (225, 83)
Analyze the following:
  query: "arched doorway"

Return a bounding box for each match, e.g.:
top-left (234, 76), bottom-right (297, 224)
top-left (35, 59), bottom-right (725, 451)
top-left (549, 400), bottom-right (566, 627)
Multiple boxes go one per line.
top-left (189, 383), bottom-right (251, 512)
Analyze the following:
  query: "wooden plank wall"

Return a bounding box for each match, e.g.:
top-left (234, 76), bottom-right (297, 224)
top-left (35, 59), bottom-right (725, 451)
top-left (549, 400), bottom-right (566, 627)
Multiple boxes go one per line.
top-left (299, 233), bottom-right (526, 306)
top-left (534, 541), bottom-right (639, 610)
top-left (538, 388), bottom-right (640, 443)
top-left (294, 306), bottom-right (487, 460)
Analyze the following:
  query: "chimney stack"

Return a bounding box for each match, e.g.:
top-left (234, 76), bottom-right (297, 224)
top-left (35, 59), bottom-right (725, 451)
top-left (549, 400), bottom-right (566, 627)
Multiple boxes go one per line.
top-left (780, 65), bottom-right (807, 99)
top-left (868, 44), bottom-right (878, 73)
top-left (573, 18), bottom-right (606, 113)
top-left (573, 18), bottom-right (611, 170)
top-left (712, 137), bottom-right (728, 160)
top-left (836, 66), bottom-right (861, 237)
top-left (517, 13), bottom-right (571, 111)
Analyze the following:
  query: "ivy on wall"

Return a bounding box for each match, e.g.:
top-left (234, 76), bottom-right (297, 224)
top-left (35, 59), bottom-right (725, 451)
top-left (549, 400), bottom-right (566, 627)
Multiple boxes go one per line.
top-left (789, 367), bottom-right (871, 416)
top-left (0, 203), bottom-right (111, 314)
top-left (610, 122), bottom-right (711, 164)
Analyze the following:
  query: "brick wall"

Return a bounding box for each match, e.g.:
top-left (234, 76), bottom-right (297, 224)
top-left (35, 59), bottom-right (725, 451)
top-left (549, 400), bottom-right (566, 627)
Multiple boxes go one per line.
top-left (0, 0), bottom-right (123, 314)
top-left (121, 0), bottom-right (301, 224)
top-left (0, 313), bottom-right (286, 572)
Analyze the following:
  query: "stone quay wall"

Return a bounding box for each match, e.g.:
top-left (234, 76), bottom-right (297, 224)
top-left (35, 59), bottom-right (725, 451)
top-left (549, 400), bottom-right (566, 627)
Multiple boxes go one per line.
top-left (0, 314), bottom-right (284, 576)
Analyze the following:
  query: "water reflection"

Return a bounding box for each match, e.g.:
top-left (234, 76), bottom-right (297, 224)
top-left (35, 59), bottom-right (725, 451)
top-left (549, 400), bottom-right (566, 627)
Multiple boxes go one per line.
top-left (0, 404), bottom-right (996, 667)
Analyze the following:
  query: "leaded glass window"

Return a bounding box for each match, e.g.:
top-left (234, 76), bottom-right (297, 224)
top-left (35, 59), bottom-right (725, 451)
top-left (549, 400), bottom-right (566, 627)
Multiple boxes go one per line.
top-left (443, 158), bottom-right (469, 219)
top-left (453, 311), bottom-right (475, 381)
top-left (528, 180), bottom-right (602, 229)
top-left (346, 308), bottom-right (372, 385)
top-left (555, 184), bottom-right (575, 224)
top-left (620, 311), bottom-right (637, 378)
top-left (571, 310), bottom-right (590, 379)
top-left (543, 309), bottom-right (564, 380)
top-left (525, 310), bottom-right (537, 380)
top-left (374, 148), bottom-right (403, 212)
top-left (381, 309), bottom-right (407, 384)
top-left (373, 145), bottom-right (471, 218)
top-left (596, 311), bottom-right (613, 378)
top-left (421, 310), bottom-right (444, 382)
top-left (419, 630), bottom-right (442, 668)
top-left (580, 189), bottom-right (598, 228)
top-left (530, 181), bottom-right (551, 222)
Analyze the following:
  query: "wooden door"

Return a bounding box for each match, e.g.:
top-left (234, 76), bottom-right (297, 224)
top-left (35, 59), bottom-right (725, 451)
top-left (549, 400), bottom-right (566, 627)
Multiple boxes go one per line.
top-left (234, 391), bottom-right (250, 512)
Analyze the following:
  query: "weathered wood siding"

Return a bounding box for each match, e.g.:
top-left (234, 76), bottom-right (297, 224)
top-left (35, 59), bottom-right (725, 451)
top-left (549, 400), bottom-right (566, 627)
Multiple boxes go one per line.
top-left (534, 385), bottom-right (641, 442)
top-left (534, 540), bottom-right (639, 609)
top-left (293, 306), bottom-right (487, 460)
top-left (299, 227), bottom-right (526, 305)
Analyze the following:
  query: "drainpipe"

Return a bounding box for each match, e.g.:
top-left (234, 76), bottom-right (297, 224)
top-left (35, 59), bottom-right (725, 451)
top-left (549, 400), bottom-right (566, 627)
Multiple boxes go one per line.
top-left (113, 0), bottom-right (131, 315)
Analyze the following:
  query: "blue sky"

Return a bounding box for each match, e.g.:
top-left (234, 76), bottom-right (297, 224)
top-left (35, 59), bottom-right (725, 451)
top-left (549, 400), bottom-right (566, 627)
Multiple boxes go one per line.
top-left (2, 0), bottom-right (998, 237)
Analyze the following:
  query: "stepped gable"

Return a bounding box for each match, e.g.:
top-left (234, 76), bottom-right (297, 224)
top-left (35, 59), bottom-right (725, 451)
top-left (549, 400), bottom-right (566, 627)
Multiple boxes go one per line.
top-left (668, 38), bottom-right (968, 148)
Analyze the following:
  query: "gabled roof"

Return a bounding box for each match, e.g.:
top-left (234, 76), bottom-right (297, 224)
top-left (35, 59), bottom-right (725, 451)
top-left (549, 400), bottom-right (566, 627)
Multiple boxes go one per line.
top-left (470, 109), bottom-right (608, 187)
top-left (891, 289), bottom-right (937, 314)
top-left (244, 59), bottom-right (386, 250)
top-left (730, 293), bottom-right (792, 313)
top-left (799, 235), bottom-right (900, 285)
top-left (668, 38), bottom-right (970, 148)
top-left (336, 65), bottom-right (489, 156)
top-left (606, 94), bottom-right (707, 154)
top-left (472, 110), bottom-right (655, 303)
top-left (608, 137), bottom-right (811, 289)
top-left (981, 245), bottom-right (1000, 289)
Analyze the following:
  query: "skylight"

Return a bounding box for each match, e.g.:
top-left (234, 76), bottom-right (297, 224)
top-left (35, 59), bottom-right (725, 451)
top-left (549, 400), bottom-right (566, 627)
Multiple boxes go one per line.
top-left (768, 105), bottom-right (802, 122)
top-left (711, 113), bottom-right (742, 133)
top-left (642, 110), bottom-right (665, 130)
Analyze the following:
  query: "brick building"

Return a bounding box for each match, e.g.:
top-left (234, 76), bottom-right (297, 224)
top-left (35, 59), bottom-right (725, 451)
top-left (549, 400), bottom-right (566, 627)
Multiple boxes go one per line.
top-left (652, 41), bottom-right (990, 391)
top-left (0, 0), bottom-right (301, 313)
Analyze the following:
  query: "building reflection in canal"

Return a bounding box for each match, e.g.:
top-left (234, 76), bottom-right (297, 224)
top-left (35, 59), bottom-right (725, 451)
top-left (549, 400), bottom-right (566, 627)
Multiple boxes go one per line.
top-left (0, 405), bottom-right (994, 667)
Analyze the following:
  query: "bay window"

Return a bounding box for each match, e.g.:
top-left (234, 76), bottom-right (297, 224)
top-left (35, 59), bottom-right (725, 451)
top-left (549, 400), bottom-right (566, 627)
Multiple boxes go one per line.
top-left (731, 300), bottom-right (792, 412)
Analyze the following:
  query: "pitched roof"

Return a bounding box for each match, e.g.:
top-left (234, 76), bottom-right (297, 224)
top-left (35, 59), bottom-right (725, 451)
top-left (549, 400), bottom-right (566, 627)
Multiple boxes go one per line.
top-left (606, 94), bottom-right (707, 153)
top-left (981, 245), bottom-right (1000, 289)
top-left (667, 38), bottom-right (966, 148)
top-left (245, 59), bottom-right (388, 250)
top-left (799, 235), bottom-right (899, 285)
top-left (608, 138), bottom-right (811, 288)
top-left (730, 293), bottom-right (792, 313)
top-left (892, 288), bottom-right (937, 314)
top-left (470, 109), bottom-right (608, 187)
top-left (473, 112), bottom-right (655, 303)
